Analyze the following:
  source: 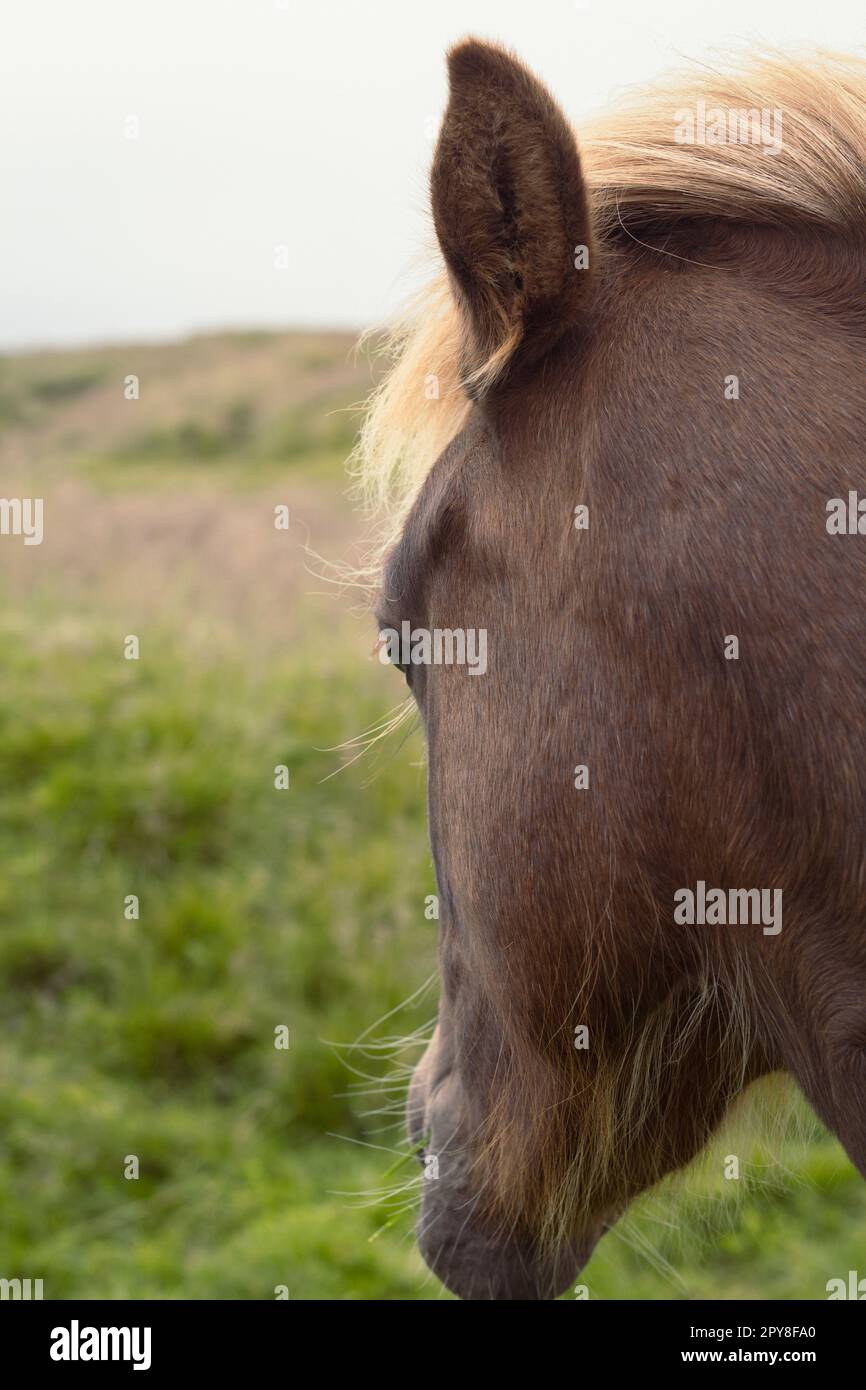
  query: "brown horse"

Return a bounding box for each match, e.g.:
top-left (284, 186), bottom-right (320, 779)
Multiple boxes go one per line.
top-left (359, 37), bottom-right (866, 1299)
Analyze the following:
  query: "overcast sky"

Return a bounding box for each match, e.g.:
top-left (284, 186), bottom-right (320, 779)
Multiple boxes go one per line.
top-left (3, 0), bottom-right (866, 349)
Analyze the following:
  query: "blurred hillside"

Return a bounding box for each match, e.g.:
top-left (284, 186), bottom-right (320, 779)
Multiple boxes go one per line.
top-left (0, 331), bottom-right (369, 635)
top-left (0, 330), bottom-right (863, 1299)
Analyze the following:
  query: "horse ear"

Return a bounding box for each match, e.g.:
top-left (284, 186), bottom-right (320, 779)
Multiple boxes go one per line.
top-left (431, 38), bottom-right (594, 388)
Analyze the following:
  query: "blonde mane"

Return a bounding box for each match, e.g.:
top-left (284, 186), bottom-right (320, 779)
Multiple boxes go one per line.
top-left (352, 47), bottom-right (866, 563)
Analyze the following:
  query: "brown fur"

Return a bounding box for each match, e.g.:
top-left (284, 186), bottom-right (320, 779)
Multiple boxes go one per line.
top-left (367, 39), bottom-right (866, 1298)
top-left (431, 41), bottom-right (595, 381)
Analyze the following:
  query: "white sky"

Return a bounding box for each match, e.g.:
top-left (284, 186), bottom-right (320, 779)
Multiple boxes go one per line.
top-left (3, 0), bottom-right (866, 349)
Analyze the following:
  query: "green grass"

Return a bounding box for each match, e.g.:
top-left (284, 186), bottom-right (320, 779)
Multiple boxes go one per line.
top-left (28, 367), bottom-right (107, 404)
top-left (0, 613), bottom-right (441, 1298)
top-left (0, 329), bottom-right (864, 1300)
top-left (113, 401), bottom-right (258, 463)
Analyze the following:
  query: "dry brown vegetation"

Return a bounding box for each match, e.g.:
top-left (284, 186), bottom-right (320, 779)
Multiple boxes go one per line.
top-left (0, 330), bottom-right (379, 644)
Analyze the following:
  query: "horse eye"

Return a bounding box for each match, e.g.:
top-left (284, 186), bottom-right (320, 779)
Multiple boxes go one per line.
top-left (373, 631), bottom-right (413, 683)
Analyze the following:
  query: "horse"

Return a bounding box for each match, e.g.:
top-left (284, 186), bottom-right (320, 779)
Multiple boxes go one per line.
top-left (356, 36), bottom-right (866, 1299)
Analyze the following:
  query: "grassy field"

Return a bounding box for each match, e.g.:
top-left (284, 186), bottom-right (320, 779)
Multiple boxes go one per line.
top-left (0, 330), bottom-right (863, 1299)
